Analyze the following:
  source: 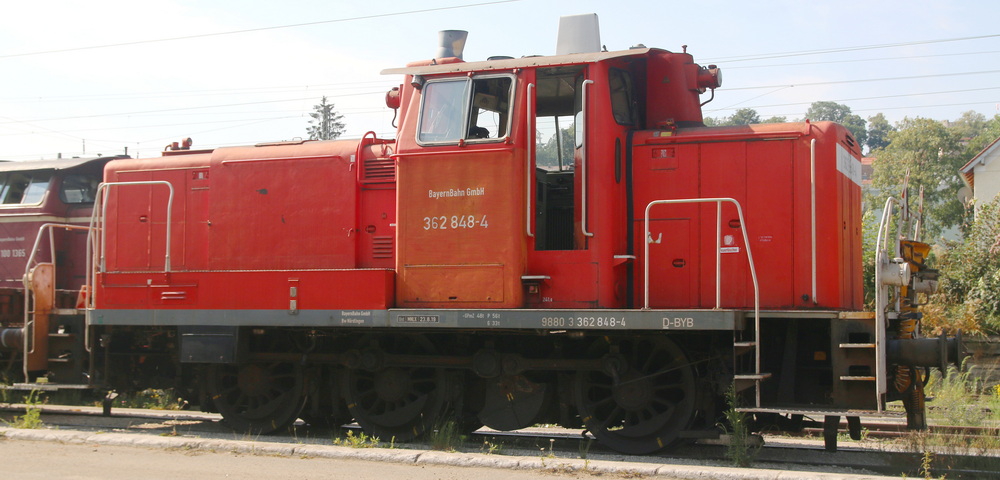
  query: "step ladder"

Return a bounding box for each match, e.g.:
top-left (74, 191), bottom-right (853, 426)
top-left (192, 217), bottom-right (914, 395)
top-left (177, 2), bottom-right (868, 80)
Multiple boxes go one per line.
top-left (733, 317), bottom-right (770, 407)
top-left (831, 312), bottom-right (880, 410)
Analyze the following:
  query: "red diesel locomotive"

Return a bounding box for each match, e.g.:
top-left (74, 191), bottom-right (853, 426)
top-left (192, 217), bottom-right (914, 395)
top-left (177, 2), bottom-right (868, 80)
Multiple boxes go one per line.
top-left (0, 15), bottom-right (961, 454)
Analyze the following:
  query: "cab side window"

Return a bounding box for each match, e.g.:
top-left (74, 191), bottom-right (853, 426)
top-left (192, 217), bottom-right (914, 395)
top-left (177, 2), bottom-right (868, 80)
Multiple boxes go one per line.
top-left (60, 174), bottom-right (100, 204)
top-left (0, 171), bottom-right (51, 205)
top-left (609, 68), bottom-right (636, 126)
top-left (417, 75), bottom-right (514, 145)
top-left (418, 79), bottom-right (468, 143)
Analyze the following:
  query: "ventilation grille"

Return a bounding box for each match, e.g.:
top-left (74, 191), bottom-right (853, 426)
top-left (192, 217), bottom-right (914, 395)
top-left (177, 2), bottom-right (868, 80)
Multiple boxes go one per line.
top-left (372, 235), bottom-right (393, 259)
top-left (364, 157), bottom-right (396, 182)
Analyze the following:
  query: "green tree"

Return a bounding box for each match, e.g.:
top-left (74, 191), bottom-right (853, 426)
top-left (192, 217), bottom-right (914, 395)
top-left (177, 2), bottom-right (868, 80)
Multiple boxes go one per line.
top-left (950, 110), bottom-right (987, 142)
top-left (869, 117), bottom-right (965, 239)
top-left (865, 113), bottom-right (894, 152)
top-left (307, 96), bottom-right (346, 140)
top-left (805, 101), bottom-right (868, 148)
top-left (925, 197), bottom-right (1000, 334)
top-left (726, 108), bottom-right (761, 126)
top-left (704, 108), bottom-right (785, 127)
top-left (536, 125), bottom-right (574, 170)
top-left (960, 113), bottom-right (1000, 156)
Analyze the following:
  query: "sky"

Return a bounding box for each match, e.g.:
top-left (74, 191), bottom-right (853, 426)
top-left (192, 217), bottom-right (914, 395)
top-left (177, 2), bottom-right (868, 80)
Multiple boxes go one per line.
top-left (1, 0), bottom-right (999, 161)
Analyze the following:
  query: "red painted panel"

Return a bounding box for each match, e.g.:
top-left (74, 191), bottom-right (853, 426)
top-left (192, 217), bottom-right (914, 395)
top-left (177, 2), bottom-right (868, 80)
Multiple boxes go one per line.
top-left (745, 140), bottom-right (794, 307)
top-left (697, 142), bottom-right (748, 308)
top-left (96, 269), bottom-right (394, 311)
top-left (631, 142), bottom-right (701, 308)
top-left (631, 122), bottom-right (862, 311)
top-left (208, 153), bottom-right (356, 270)
top-left (357, 186), bottom-right (395, 269)
top-left (395, 147), bottom-right (526, 308)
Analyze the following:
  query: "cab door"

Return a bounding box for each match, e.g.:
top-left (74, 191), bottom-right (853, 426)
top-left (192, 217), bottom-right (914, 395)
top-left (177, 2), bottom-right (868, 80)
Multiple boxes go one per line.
top-left (394, 73), bottom-right (527, 308)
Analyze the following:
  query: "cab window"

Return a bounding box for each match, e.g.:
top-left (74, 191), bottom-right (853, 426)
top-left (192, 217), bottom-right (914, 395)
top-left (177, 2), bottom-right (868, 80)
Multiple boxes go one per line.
top-left (0, 172), bottom-right (51, 205)
top-left (609, 68), bottom-right (635, 126)
top-left (417, 75), bottom-right (514, 145)
top-left (59, 174), bottom-right (100, 204)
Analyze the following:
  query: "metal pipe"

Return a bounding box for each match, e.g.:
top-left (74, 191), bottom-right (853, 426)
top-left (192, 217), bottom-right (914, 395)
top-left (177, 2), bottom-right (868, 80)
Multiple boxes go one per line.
top-left (526, 82), bottom-right (535, 238)
top-left (580, 79), bottom-right (595, 238)
top-left (716, 202), bottom-right (722, 309)
top-left (0, 328), bottom-right (23, 350)
top-left (810, 139), bottom-right (817, 304)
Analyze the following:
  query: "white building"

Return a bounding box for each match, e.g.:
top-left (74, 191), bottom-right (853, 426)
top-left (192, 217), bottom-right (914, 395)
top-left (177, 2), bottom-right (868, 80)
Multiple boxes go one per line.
top-left (960, 136), bottom-right (1000, 215)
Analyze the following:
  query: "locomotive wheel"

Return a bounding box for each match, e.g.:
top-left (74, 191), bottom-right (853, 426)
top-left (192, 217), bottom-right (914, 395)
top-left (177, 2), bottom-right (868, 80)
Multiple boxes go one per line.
top-left (574, 336), bottom-right (697, 454)
top-left (302, 367), bottom-right (353, 429)
top-left (344, 335), bottom-right (449, 442)
top-left (207, 362), bottom-right (307, 434)
top-left (477, 374), bottom-right (551, 431)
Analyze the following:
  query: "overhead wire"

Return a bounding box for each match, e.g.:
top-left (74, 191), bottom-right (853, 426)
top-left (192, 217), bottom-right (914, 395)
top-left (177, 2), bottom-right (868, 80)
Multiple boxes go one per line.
top-left (705, 33), bottom-right (1000, 63)
top-left (4, 2), bottom-right (999, 155)
top-left (0, 0), bottom-right (524, 60)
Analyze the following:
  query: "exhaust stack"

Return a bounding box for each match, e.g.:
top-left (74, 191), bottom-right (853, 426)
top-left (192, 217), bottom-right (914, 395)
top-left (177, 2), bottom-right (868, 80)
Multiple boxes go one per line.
top-left (556, 13), bottom-right (601, 55)
top-left (436, 30), bottom-right (468, 60)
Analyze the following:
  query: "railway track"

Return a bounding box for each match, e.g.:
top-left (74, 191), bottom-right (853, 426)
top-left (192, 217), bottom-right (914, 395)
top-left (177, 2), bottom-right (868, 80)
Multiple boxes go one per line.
top-left (2, 404), bottom-right (998, 478)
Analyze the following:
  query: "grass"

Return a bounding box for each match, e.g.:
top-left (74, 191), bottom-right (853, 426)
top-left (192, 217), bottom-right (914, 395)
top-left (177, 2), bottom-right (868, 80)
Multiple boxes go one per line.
top-left (721, 383), bottom-right (758, 467)
top-left (106, 389), bottom-right (186, 410)
top-left (887, 361), bottom-right (1000, 476)
top-left (925, 362), bottom-right (1000, 426)
top-left (4, 389), bottom-right (44, 429)
top-left (429, 419), bottom-right (464, 452)
top-left (331, 430), bottom-right (381, 448)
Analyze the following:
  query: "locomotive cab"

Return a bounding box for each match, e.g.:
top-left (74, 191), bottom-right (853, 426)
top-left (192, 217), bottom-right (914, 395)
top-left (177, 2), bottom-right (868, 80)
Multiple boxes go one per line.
top-left (0, 155), bottom-right (119, 383)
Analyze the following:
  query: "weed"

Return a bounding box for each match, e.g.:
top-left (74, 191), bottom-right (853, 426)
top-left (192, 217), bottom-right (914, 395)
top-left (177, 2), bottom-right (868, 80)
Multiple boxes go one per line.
top-left (721, 383), bottom-right (758, 467)
top-left (4, 390), bottom-right (44, 429)
top-left (481, 437), bottom-right (503, 455)
top-left (110, 389), bottom-right (186, 410)
top-left (332, 430), bottom-right (380, 448)
top-left (429, 419), bottom-right (464, 451)
top-left (539, 438), bottom-right (556, 459)
top-left (919, 451), bottom-right (944, 480)
top-left (0, 374), bottom-right (15, 405)
top-left (578, 437), bottom-right (593, 459)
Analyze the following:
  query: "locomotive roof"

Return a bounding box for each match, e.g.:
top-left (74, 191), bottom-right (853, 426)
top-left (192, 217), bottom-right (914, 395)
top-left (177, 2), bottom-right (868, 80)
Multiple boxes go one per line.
top-left (381, 47), bottom-right (656, 76)
top-left (0, 155), bottom-right (125, 173)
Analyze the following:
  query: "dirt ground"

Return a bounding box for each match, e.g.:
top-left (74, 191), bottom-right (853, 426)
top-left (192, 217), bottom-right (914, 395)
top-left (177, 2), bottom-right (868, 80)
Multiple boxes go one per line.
top-left (0, 437), bottom-right (634, 480)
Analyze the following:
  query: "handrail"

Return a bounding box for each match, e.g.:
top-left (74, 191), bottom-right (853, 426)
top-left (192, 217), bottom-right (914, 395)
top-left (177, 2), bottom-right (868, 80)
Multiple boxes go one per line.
top-left (580, 79), bottom-right (595, 238)
top-left (526, 82), bottom-right (535, 238)
top-left (643, 198), bottom-right (761, 377)
top-left (83, 181), bottom-right (174, 364)
top-left (91, 181), bottom-right (175, 275)
top-left (873, 196), bottom-right (900, 402)
top-left (643, 198), bottom-right (758, 312)
top-left (810, 139), bottom-right (818, 304)
top-left (21, 223), bottom-right (94, 380)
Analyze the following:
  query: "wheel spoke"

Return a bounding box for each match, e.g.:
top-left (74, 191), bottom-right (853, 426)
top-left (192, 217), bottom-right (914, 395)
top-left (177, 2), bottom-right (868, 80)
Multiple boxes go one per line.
top-left (208, 362), bottom-right (306, 434)
top-left (575, 337), bottom-right (696, 454)
top-left (344, 335), bottom-right (448, 442)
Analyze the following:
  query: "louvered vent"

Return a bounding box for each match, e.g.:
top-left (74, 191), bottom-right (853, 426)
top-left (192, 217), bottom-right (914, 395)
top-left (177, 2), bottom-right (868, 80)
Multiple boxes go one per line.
top-left (372, 235), bottom-right (394, 259)
top-left (364, 157), bottom-right (396, 182)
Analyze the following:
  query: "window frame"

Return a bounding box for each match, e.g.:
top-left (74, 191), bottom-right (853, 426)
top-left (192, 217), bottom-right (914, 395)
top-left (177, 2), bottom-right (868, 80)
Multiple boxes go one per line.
top-left (0, 170), bottom-right (53, 207)
top-left (58, 173), bottom-right (100, 204)
top-left (415, 73), bottom-right (516, 147)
